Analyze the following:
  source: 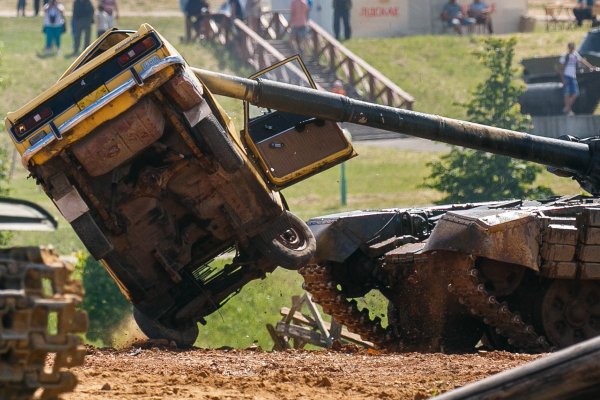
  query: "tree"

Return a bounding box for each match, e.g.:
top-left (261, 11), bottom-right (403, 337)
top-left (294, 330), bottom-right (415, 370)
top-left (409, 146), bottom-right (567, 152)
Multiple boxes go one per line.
top-left (425, 37), bottom-right (553, 204)
top-left (79, 255), bottom-right (131, 346)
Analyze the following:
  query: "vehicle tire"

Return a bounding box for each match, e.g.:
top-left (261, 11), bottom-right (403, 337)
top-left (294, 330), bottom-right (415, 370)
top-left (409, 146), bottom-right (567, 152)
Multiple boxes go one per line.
top-left (133, 307), bottom-right (199, 348)
top-left (192, 114), bottom-right (243, 173)
top-left (252, 211), bottom-right (316, 270)
top-left (0, 248), bottom-right (87, 399)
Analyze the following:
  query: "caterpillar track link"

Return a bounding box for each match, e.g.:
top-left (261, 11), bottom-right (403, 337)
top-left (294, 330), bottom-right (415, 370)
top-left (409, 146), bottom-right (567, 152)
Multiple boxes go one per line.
top-left (0, 247), bottom-right (87, 400)
top-left (299, 263), bottom-right (399, 349)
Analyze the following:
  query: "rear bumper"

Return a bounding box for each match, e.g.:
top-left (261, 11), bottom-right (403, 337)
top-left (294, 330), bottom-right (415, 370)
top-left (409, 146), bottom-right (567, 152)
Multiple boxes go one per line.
top-left (22, 55), bottom-right (186, 167)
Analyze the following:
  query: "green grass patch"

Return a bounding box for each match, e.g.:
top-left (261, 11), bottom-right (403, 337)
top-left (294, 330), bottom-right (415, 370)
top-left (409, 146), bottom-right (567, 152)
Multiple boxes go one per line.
top-left (344, 29), bottom-right (589, 118)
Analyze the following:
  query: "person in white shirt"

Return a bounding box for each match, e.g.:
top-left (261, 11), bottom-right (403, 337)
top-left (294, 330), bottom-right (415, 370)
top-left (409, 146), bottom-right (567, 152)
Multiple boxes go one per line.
top-left (42, 0), bottom-right (66, 54)
top-left (558, 42), bottom-right (597, 116)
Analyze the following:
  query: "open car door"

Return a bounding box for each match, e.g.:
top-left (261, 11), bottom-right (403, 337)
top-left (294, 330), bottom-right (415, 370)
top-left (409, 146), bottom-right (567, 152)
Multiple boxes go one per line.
top-left (243, 56), bottom-right (355, 189)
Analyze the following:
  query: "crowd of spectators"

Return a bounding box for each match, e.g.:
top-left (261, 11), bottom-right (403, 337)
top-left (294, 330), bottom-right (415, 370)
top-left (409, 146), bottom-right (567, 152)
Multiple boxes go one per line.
top-left (20, 0), bottom-right (567, 58)
top-left (19, 0), bottom-right (118, 56)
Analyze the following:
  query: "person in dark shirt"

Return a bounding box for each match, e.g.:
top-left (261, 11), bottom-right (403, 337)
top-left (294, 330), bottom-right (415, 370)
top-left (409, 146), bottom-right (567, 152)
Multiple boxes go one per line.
top-left (185, 0), bottom-right (209, 42)
top-left (71, 0), bottom-right (94, 56)
top-left (229, 0), bottom-right (243, 20)
top-left (332, 0), bottom-right (351, 41)
top-left (573, 0), bottom-right (595, 27)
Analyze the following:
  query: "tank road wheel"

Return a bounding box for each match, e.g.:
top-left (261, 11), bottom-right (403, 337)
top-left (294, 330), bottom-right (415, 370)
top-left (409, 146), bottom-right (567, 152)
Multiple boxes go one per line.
top-left (133, 308), bottom-right (199, 348)
top-left (0, 248), bottom-right (87, 400)
top-left (192, 114), bottom-right (243, 173)
top-left (540, 280), bottom-right (600, 349)
top-left (252, 211), bottom-right (316, 270)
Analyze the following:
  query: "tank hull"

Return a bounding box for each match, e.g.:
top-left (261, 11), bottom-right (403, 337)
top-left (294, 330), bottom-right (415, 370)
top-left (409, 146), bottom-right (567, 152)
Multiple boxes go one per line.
top-left (302, 196), bottom-right (600, 353)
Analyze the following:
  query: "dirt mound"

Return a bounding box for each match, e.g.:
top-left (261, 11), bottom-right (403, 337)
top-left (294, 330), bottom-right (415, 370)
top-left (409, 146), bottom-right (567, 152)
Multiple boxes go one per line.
top-left (64, 346), bottom-right (540, 399)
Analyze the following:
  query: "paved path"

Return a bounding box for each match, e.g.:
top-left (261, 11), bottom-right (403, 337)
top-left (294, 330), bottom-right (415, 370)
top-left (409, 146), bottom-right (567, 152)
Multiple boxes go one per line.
top-left (358, 137), bottom-right (450, 152)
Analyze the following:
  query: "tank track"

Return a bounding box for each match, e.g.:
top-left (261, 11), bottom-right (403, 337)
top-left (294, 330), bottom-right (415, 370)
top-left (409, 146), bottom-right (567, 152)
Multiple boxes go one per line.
top-left (0, 247), bottom-right (87, 399)
top-left (301, 255), bottom-right (552, 353)
top-left (299, 263), bottom-right (401, 350)
top-left (446, 255), bottom-right (551, 353)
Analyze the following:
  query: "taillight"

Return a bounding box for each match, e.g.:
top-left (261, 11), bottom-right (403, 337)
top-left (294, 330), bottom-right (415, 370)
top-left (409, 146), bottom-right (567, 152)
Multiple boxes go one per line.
top-left (13, 107), bottom-right (53, 139)
top-left (117, 36), bottom-right (157, 67)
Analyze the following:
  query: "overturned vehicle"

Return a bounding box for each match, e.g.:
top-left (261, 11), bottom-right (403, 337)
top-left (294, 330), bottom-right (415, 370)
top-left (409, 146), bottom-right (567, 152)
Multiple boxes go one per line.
top-left (4, 24), bottom-right (354, 346)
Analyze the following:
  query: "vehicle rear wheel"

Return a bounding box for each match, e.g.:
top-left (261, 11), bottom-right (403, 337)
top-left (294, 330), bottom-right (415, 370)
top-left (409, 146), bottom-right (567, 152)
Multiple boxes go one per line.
top-left (192, 114), bottom-right (243, 173)
top-left (133, 307), bottom-right (199, 348)
top-left (252, 211), bottom-right (316, 270)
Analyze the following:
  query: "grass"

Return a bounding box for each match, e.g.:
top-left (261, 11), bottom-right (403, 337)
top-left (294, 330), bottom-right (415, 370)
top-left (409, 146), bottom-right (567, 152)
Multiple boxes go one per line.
top-left (344, 29), bottom-right (590, 118)
top-left (0, 15), bottom-right (586, 349)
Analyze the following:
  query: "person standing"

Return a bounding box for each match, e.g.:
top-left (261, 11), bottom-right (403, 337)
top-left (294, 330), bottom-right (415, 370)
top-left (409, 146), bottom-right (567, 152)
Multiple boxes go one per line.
top-left (17, 0), bottom-right (26, 16)
top-left (42, 0), bottom-right (65, 55)
top-left (71, 0), bottom-right (94, 56)
top-left (98, 0), bottom-right (118, 21)
top-left (290, 0), bottom-right (309, 53)
top-left (245, 0), bottom-right (261, 31)
top-left (185, 0), bottom-right (209, 42)
top-left (96, 0), bottom-right (117, 37)
top-left (228, 0), bottom-right (243, 20)
top-left (34, 0), bottom-right (42, 15)
top-left (558, 42), bottom-right (597, 116)
top-left (180, 0), bottom-right (191, 42)
top-left (332, 0), bottom-right (351, 41)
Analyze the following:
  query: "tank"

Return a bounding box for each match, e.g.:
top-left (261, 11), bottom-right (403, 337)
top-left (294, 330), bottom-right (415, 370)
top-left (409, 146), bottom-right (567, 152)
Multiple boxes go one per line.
top-left (193, 64), bottom-right (600, 352)
top-left (0, 198), bottom-right (86, 399)
top-left (6, 23), bottom-right (600, 352)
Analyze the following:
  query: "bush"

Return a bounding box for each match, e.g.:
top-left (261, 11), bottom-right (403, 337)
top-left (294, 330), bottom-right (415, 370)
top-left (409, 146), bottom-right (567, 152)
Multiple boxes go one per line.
top-left (79, 254), bottom-right (131, 346)
top-left (425, 37), bottom-right (554, 203)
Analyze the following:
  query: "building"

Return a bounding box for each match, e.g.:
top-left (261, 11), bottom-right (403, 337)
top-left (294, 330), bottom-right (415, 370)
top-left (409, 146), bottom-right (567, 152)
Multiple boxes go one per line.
top-left (272, 0), bottom-right (529, 37)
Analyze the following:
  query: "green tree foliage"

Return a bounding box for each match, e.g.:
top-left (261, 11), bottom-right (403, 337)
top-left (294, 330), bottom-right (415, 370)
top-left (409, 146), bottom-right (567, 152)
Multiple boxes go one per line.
top-left (425, 37), bottom-right (554, 203)
top-left (79, 255), bottom-right (131, 346)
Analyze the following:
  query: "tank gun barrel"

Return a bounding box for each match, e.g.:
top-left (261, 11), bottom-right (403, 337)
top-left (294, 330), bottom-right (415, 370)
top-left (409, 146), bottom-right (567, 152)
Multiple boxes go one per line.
top-left (193, 68), bottom-right (595, 189)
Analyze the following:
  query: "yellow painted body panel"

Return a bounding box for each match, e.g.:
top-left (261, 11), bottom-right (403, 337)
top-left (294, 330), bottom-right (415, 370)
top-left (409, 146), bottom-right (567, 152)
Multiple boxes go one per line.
top-left (4, 24), bottom-right (174, 166)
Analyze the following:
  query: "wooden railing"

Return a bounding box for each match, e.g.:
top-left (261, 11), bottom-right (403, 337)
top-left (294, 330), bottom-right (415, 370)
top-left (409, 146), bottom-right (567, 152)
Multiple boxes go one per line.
top-left (202, 11), bottom-right (414, 109)
top-left (307, 21), bottom-right (414, 110)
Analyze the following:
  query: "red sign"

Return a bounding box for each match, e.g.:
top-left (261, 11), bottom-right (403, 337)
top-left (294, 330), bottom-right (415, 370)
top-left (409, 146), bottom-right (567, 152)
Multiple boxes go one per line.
top-left (359, 7), bottom-right (399, 17)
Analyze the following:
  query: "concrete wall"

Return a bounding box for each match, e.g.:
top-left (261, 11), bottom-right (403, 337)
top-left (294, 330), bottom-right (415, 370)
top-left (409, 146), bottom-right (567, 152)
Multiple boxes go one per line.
top-left (531, 115), bottom-right (600, 139)
top-left (271, 0), bottom-right (529, 37)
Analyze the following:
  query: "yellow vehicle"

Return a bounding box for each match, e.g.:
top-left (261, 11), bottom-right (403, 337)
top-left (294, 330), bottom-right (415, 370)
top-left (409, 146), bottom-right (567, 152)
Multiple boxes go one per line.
top-left (4, 24), bottom-right (354, 346)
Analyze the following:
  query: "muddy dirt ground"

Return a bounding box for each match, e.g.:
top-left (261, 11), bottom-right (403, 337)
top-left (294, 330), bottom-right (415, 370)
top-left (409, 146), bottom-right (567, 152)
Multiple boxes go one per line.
top-left (63, 344), bottom-right (541, 400)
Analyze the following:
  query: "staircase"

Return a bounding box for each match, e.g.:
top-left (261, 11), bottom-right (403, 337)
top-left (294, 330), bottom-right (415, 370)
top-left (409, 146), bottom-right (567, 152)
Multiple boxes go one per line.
top-left (204, 12), bottom-right (414, 140)
top-left (267, 40), bottom-right (339, 92)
